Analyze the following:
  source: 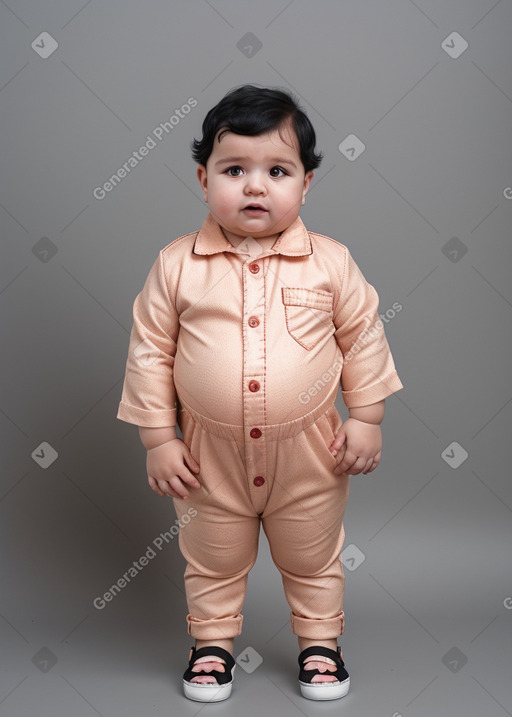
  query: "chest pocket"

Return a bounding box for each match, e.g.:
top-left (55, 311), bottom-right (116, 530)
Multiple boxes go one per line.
top-left (281, 287), bottom-right (335, 350)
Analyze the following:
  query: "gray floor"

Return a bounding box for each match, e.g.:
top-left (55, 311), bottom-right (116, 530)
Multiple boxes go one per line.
top-left (2, 394), bottom-right (511, 716)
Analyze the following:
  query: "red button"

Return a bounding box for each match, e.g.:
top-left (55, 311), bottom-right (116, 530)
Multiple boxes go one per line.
top-left (253, 476), bottom-right (265, 487)
top-left (250, 428), bottom-right (262, 438)
top-left (248, 380), bottom-right (260, 392)
top-left (249, 263), bottom-right (260, 274)
top-left (248, 316), bottom-right (259, 328)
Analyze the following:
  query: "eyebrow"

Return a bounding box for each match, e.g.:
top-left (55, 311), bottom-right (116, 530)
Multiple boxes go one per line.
top-left (214, 157), bottom-right (298, 169)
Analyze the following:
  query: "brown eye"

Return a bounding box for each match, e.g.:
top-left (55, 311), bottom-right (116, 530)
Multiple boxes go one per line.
top-left (270, 166), bottom-right (286, 178)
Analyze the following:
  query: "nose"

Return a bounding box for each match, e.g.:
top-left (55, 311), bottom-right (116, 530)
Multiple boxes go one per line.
top-left (244, 170), bottom-right (267, 195)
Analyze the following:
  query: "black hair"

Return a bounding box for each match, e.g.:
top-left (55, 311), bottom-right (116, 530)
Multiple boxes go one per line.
top-left (191, 84), bottom-right (323, 172)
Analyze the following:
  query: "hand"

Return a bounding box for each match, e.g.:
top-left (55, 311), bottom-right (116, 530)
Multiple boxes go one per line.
top-left (328, 418), bottom-right (382, 476)
top-left (146, 439), bottom-right (201, 499)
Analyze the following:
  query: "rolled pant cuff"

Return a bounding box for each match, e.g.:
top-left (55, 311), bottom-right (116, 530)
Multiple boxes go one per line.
top-left (186, 613), bottom-right (244, 640)
top-left (290, 611), bottom-right (344, 640)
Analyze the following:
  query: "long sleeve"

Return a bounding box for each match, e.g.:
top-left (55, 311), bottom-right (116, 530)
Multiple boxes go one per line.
top-left (333, 248), bottom-right (403, 408)
top-left (117, 251), bottom-right (180, 427)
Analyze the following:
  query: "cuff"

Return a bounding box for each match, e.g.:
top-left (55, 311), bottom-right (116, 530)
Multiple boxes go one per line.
top-left (290, 611), bottom-right (345, 639)
top-left (186, 613), bottom-right (244, 640)
top-left (116, 401), bottom-right (177, 427)
top-left (342, 370), bottom-right (403, 408)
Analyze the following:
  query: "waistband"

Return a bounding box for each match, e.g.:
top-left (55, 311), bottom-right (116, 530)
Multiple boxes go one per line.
top-left (177, 381), bottom-right (339, 442)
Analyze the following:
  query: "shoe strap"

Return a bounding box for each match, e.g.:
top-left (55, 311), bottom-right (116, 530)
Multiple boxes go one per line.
top-left (298, 646), bottom-right (347, 685)
top-left (298, 645), bottom-right (343, 667)
top-left (188, 645), bottom-right (235, 671)
top-left (183, 646), bottom-right (235, 686)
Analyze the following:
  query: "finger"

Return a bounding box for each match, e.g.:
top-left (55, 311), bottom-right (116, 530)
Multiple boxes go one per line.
top-left (366, 458), bottom-right (381, 474)
top-left (346, 456), bottom-right (369, 475)
top-left (365, 451), bottom-right (381, 474)
top-left (155, 478), bottom-right (180, 499)
top-left (180, 467), bottom-right (201, 489)
top-left (158, 480), bottom-right (176, 498)
top-left (362, 457), bottom-right (375, 475)
top-left (166, 477), bottom-right (191, 500)
top-left (148, 475), bottom-right (165, 496)
top-left (330, 443), bottom-right (346, 460)
top-left (334, 457), bottom-right (351, 474)
top-left (336, 451), bottom-right (358, 474)
top-left (329, 430), bottom-right (346, 454)
top-left (185, 453), bottom-right (200, 472)
top-left (348, 456), bottom-right (367, 475)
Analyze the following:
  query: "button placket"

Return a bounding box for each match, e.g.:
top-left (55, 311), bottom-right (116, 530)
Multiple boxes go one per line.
top-left (242, 255), bottom-right (268, 512)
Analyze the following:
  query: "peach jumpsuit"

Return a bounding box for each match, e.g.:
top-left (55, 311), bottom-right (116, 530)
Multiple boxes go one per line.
top-left (117, 212), bottom-right (403, 642)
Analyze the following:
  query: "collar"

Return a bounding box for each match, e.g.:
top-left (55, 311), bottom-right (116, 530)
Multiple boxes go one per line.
top-left (192, 212), bottom-right (313, 256)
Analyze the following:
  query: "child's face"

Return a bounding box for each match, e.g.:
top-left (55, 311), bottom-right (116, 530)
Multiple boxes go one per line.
top-left (197, 123), bottom-right (314, 243)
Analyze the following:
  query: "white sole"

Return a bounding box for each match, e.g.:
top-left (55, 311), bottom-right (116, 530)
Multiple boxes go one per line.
top-left (299, 676), bottom-right (350, 701)
top-left (183, 665), bottom-right (235, 702)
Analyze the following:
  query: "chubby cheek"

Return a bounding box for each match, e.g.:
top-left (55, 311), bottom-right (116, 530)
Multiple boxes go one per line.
top-left (275, 182), bottom-right (304, 206)
top-left (273, 191), bottom-right (303, 220)
top-left (209, 186), bottom-right (238, 215)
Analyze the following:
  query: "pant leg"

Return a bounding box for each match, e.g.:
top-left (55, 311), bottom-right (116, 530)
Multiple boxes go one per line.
top-left (172, 406), bottom-right (260, 641)
top-left (261, 403), bottom-right (350, 640)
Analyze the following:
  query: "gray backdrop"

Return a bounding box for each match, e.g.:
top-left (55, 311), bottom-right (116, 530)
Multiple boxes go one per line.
top-left (1, 1), bottom-right (511, 715)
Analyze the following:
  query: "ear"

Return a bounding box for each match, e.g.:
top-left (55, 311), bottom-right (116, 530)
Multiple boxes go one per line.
top-left (301, 170), bottom-right (314, 203)
top-left (197, 165), bottom-right (208, 201)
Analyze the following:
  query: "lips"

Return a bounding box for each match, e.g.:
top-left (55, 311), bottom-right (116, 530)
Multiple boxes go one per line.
top-left (244, 204), bottom-right (268, 212)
